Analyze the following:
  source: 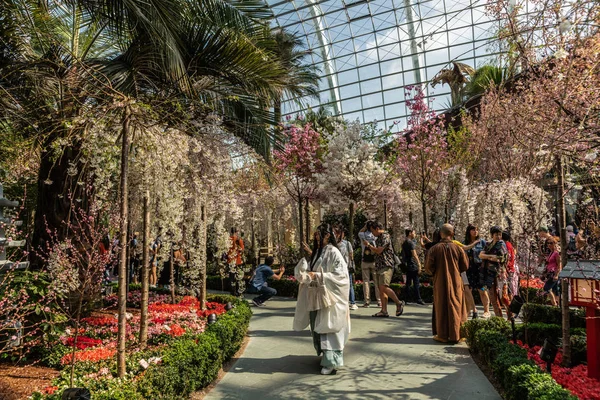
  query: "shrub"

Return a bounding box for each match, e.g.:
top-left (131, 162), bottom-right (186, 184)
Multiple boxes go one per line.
top-left (138, 333), bottom-right (223, 399)
top-left (206, 298), bottom-right (252, 360)
top-left (516, 323), bottom-right (562, 346)
top-left (490, 342), bottom-right (533, 388)
top-left (461, 317), bottom-right (510, 347)
top-left (521, 303), bottom-right (586, 328)
top-left (474, 330), bottom-right (508, 364)
top-left (463, 324), bottom-right (577, 400)
top-left (570, 334), bottom-right (587, 365)
top-left (34, 294), bottom-right (251, 400)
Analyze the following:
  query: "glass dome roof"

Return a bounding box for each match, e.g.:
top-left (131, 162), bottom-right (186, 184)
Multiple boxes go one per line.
top-left (268, 0), bottom-right (503, 131)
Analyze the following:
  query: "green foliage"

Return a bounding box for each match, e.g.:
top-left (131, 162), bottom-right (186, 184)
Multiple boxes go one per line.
top-left (474, 329), bottom-right (508, 364)
top-left (138, 334), bottom-right (223, 399)
top-left (33, 295), bottom-right (251, 400)
top-left (569, 334), bottom-right (588, 365)
top-left (516, 323), bottom-right (562, 347)
top-left (40, 343), bottom-right (71, 369)
top-left (469, 330), bottom-right (576, 400)
top-left (205, 276), bottom-right (435, 303)
top-left (490, 343), bottom-right (533, 389)
top-left (521, 303), bottom-right (586, 328)
top-left (460, 317), bottom-right (511, 347)
top-left (463, 65), bottom-right (508, 99)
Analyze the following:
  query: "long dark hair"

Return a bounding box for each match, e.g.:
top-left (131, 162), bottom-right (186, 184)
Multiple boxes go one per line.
top-left (309, 223), bottom-right (337, 271)
top-left (464, 224), bottom-right (477, 245)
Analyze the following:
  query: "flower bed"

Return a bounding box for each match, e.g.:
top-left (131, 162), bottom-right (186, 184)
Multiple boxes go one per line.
top-left (517, 341), bottom-right (600, 400)
top-left (31, 293), bottom-right (251, 400)
top-left (461, 318), bottom-right (577, 400)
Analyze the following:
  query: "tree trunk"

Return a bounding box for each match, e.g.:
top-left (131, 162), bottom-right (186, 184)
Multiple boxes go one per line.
top-left (199, 198), bottom-right (208, 310)
top-left (298, 196), bottom-right (304, 251)
top-left (139, 191), bottom-right (150, 348)
top-left (117, 107), bottom-right (131, 378)
top-left (31, 136), bottom-right (84, 268)
top-left (348, 202), bottom-right (355, 243)
top-left (556, 155), bottom-right (571, 367)
top-left (170, 244), bottom-right (175, 304)
top-left (383, 200), bottom-right (388, 230)
top-left (421, 199), bottom-right (428, 235)
top-left (267, 210), bottom-right (273, 253)
top-left (305, 198), bottom-right (310, 244)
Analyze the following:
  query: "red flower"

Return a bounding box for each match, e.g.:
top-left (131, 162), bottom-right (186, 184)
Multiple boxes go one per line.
top-left (65, 336), bottom-right (102, 350)
top-left (168, 324), bottom-right (186, 337)
top-left (81, 316), bottom-right (118, 327)
top-left (516, 342), bottom-right (600, 399)
top-left (60, 347), bottom-right (116, 365)
top-left (43, 386), bottom-right (58, 395)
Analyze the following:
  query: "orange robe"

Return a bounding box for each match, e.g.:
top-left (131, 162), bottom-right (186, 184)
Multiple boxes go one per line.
top-left (424, 238), bottom-right (469, 341)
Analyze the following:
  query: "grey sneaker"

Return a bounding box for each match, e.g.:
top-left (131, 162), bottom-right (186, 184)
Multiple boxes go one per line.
top-left (252, 299), bottom-right (263, 307)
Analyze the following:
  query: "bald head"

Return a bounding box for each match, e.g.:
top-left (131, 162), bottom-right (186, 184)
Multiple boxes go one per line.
top-left (440, 224), bottom-right (454, 239)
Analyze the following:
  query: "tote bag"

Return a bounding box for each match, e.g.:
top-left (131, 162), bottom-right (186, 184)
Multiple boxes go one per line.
top-left (306, 267), bottom-right (335, 311)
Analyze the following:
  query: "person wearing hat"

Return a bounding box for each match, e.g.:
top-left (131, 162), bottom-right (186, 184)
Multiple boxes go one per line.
top-left (479, 226), bottom-right (508, 318)
top-left (542, 238), bottom-right (561, 306)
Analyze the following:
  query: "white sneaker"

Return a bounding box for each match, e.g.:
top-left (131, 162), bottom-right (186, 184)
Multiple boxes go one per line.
top-left (349, 304), bottom-right (358, 310)
top-left (320, 367), bottom-right (335, 375)
top-left (483, 311), bottom-right (491, 319)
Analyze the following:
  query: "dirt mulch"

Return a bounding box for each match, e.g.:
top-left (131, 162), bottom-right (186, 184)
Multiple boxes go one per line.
top-left (0, 363), bottom-right (59, 400)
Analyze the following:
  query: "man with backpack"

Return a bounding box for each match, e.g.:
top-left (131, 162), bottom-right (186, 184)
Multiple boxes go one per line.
top-left (358, 221), bottom-right (381, 308)
top-left (402, 229), bottom-right (424, 305)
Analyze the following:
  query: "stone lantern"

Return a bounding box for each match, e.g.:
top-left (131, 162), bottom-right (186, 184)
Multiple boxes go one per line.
top-left (558, 260), bottom-right (600, 379)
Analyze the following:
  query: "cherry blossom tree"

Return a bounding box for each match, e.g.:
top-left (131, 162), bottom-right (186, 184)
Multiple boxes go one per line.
top-left (315, 121), bottom-right (386, 240)
top-left (273, 123), bottom-right (323, 248)
top-left (393, 86), bottom-right (450, 234)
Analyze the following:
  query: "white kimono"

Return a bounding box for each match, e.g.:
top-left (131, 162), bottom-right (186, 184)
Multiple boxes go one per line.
top-left (293, 244), bottom-right (351, 351)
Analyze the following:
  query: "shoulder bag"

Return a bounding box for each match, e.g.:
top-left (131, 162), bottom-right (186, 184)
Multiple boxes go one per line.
top-left (306, 267), bottom-right (335, 311)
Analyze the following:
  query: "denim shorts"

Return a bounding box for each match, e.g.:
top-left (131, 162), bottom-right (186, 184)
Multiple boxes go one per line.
top-left (480, 268), bottom-right (497, 290)
top-left (543, 278), bottom-right (559, 295)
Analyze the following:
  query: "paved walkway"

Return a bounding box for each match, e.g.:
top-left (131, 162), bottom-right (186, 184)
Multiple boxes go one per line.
top-left (205, 297), bottom-right (501, 400)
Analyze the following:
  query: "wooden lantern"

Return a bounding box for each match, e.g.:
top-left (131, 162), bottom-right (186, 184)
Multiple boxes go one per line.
top-left (559, 260), bottom-right (600, 379)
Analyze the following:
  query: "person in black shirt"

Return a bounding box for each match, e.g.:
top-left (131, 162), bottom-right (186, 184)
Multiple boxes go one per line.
top-left (402, 229), bottom-right (424, 305)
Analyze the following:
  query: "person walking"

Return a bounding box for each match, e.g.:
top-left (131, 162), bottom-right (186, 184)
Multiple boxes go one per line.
top-left (365, 221), bottom-right (405, 318)
top-left (463, 225), bottom-right (487, 318)
top-left (402, 229), bottom-right (424, 305)
top-left (542, 238), bottom-right (561, 306)
top-left (424, 224), bottom-right (469, 343)
top-left (293, 223), bottom-right (350, 375)
top-left (358, 221), bottom-right (381, 308)
top-left (335, 226), bottom-right (358, 311)
top-left (247, 256), bottom-right (284, 307)
top-left (479, 226), bottom-right (508, 318)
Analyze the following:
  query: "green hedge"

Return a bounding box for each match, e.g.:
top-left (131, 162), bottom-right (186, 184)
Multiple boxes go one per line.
top-left (208, 276), bottom-right (556, 306)
top-left (138, 294), bottom-right (251, 399)
top-left (207, 276), bottom-right (434, 303)
top-left (464, 319), bottom-right (577, 400)
top-left (521, 303), bottom-right (586, 328)
top-left (33, 295), bottom-right (251, 400)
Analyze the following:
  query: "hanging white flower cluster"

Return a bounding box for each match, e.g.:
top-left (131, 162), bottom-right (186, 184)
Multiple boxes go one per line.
top-left (316, 121), bottom-right (386, 214)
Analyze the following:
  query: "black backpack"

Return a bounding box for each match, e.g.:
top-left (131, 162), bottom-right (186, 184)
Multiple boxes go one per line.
top-left (568, 236), bottom-right (577, 252)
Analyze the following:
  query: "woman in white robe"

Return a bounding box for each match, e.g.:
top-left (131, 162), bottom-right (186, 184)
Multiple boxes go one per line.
top-left (294, 223), bottom-right (351, 375)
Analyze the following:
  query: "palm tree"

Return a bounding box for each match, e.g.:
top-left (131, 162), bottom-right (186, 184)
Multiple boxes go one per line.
top-left (1, 0), bottom-right (317, 378)
top-left (270, 29), bottom-right (320, 125)
top-left (463, 65), bottom-right (508, 99)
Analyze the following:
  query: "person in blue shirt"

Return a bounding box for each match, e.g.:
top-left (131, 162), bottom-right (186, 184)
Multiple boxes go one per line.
top-left (247, 256), bottom-right (284, 307)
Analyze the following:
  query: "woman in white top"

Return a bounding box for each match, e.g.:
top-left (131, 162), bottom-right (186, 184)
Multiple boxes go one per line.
top-left (294, 223), bottom-right (351, 375)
